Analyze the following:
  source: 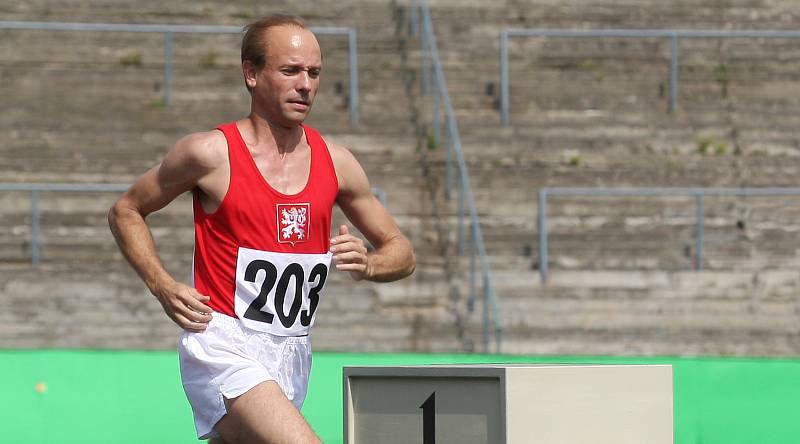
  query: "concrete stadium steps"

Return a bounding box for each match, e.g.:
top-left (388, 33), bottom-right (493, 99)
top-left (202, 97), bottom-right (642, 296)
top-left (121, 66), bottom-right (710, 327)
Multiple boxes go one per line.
top-left (0, 196), bottom-right (180, 256)
top-left (0, 0), bottom-right (415, 125)
top-left (432, 192), bottom-right (800, 271)
top-left (1, 215), bottom-right (436, 269)
top-left (0, 61), bottom-right (350, 126)
top-left (0, 0), bottom-right (417, 152)
top-left (0, 260), bottom-right (459, 351)
top-left (425, 0), bottom-right (800, 41)
top-left (6, 0), bottom-right (800, 356)
top-left (468, 269), bottom-right (800, 356)
top-left (0, 179), bottom-right (440, 270)
top-left (1, 215), bottom-right (445, 266)
top-left (421, 129), bottom-right (800, 215)
top-left (497, 73), bottom-right (800, 121)
top-left (0, 233), bottom-right (192, 265)
top-left (542, 237), bottom-right (800, 272)
top-left (444, 108), bottom-right (800, 162)
top-left (455, 152), bottom-right (798, 186)
top-left (425, 157), bottom-right (800, 215)
top-left (0, 0), bottom-right (403, 26)
top-left (445, 225), bottom-right (800, 272)
top-left (312, 278), bottom-right (463, 352)
top-left (0, 49), bottom-right (411, 140)
top-left (0, 263), bottom-right (182, 349)
top-left (453, 81), bottom-right (800, 129)
top-left (426, 0), bottom-right (800, 29)
top-left (428, 224), bottom-right (800, 284)
top-left (415, 0), bottom-right (800, 160)
top-left (9, 113), bottom-right (799, 185)
top-left (0, 122), bottom-right (421, 182)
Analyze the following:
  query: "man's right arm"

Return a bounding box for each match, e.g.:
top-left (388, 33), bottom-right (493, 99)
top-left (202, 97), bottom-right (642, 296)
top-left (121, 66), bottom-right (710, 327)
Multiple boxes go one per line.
top-left (108, 131), bottom-right (224, 332)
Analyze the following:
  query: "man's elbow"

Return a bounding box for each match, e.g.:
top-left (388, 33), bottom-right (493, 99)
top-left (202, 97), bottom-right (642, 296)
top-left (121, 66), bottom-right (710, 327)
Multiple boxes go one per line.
top-left (108, 200), bottom-right (122, 232)
top-left (108, 198), bottom-right (139, 234)
top-left (371, 236), bottom-right (415, 282)
top-left (403, 248), bottom-right (416, 278)
top-left (391, 237), bottom-right (415, 280)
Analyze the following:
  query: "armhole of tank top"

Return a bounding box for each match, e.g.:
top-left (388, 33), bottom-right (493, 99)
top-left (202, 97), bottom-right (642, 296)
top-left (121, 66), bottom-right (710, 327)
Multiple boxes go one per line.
top-left (194, 125), bottom-right (234, 218)
top-left (305, 125), bottom-right (340, 193)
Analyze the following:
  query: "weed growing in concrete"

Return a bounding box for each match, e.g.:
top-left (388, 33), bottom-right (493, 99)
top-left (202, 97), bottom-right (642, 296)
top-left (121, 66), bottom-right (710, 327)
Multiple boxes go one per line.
top-left (696, 137), bottom-right (713, 154)
top-left (119, 52), bottom-right (143, 67)
top-left (148, 98), bottom-right (167, 109)
top-left (426, 132), bottom-right (439, 151)
top-left (714, 63), bottom-right (729, 98)
top-left (696, 136), bottom-right (729, 155)
top-left (199, 51), bottom-right (219, 69)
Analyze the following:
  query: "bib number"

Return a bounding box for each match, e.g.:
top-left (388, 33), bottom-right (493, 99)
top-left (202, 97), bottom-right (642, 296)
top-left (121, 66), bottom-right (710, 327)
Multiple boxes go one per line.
top-left (235, 248), bottom-right (331, 335)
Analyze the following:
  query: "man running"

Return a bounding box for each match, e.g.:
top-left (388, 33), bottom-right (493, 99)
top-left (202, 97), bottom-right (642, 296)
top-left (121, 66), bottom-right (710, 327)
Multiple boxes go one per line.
top-left (109, 14), bottom-right (415, 443)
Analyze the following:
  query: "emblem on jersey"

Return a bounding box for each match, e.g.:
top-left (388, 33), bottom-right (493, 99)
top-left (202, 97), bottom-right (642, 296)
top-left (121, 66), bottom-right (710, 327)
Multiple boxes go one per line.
top-left (277, 203), bottom-right (310, 244)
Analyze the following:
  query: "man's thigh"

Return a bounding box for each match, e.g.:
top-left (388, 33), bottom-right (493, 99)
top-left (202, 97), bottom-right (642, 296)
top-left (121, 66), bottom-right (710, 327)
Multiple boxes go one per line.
top-left (214, 380), bottom-right (322, 444)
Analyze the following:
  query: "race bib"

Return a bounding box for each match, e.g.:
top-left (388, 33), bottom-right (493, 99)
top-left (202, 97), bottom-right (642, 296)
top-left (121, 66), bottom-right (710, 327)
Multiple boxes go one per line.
top-left (234, 247), bottom-right (332, 336)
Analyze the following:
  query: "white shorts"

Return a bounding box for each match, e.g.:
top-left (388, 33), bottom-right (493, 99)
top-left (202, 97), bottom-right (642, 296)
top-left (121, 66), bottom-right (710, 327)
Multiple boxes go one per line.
top-left (178, 311), bottom-right (312, 439)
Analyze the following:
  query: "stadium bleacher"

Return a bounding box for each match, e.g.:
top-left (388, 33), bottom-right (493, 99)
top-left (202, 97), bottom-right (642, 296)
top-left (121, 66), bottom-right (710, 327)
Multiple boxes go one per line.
top-left (2, 0), bottom-right (800, 357)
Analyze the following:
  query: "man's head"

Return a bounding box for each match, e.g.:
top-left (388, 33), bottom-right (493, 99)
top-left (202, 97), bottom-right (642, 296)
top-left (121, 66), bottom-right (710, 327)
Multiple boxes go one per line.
top-left (241, 14), bottom-right (322, 127)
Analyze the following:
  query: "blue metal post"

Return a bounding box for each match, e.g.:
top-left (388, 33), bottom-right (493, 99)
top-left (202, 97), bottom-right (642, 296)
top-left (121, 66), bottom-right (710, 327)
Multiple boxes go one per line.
top-left (421, 33), bottom-right (430, 95)
top-left (31, 190), bottom-right (40, 265)
top-left (348, 29), bottom-right (359, 125)
top-left (416, 0), bottom-right (501, 351)
top-left (482, 271), bottom-right (489, 352)
top-left (669, 34), bottom-right (679, 113)
top-left (695, 194), bottom-right (704, 271)
top-left (494, 300), bottom-right (502, 353)
top-left (468, 227), bottom-right (476, 313)
top-left (371, 187), bottom-right (386, 206)
top-left (433, 88), bottom-right (441, 147)
top-left (164, 31), bottom-right (173, 105)
top-left (444, 120), bottom-right (453, 200)
top-left (409, 0), bottom-right (419, 37)
top-left (500, 30), bottom-right (510, 125)
top-left (458, 183), bottom-right (465, 256)
top-left (538, 189), bottom-right (548, 283)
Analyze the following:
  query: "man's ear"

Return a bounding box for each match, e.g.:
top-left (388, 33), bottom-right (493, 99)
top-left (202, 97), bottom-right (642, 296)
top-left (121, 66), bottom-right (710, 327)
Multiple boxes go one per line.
top-left (243, 60), bottom-right (258, 90)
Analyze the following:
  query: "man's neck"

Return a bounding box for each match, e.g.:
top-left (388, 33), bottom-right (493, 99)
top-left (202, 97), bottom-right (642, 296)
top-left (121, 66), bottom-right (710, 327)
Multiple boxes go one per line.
top-left (244, 112), bottom-right (304, 155)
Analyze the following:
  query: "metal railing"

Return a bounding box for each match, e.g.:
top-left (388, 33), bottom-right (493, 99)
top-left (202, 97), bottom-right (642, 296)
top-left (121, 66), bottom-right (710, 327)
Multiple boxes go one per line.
top-left (0, 20), bottom-right (360, 124)
top-left (500, 28), bottom-right (800, 125)
top-left (0, 182), bottom-right (129, 265)
top-left (411, 0), bottom-right (502, 353)
top-left (537, 187), bottom-right (800, 283)
top-left (1, 183), bottom-right (385, 265)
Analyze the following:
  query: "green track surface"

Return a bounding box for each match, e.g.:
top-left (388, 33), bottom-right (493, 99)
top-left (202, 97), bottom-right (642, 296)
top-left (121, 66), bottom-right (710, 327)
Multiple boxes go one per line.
top-left (4, 350), bottom-right (800, 443)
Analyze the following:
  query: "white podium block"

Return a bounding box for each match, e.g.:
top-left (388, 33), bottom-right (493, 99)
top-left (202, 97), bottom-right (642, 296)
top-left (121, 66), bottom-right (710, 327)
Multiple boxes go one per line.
top-left (344, 364), bottom-right (672, 444)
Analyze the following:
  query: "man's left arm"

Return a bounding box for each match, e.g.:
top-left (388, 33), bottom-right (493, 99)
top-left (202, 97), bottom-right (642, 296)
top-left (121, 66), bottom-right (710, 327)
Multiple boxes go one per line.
top-left (329, 143), bottom-right (415, 282)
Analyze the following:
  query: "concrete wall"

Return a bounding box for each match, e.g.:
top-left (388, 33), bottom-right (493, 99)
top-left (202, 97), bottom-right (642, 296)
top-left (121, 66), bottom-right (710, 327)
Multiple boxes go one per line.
top-left (2, 0), bottom-right (800, 355)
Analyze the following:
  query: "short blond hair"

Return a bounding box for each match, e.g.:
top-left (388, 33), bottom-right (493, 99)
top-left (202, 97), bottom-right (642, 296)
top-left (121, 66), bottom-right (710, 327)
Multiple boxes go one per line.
top-left (241, 14), bottom-right (308, 70)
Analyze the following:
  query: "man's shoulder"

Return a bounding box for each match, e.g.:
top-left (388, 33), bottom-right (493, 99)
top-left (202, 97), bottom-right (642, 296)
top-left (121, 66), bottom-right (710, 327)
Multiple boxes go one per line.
top-left (177, 129), bottom-right (227, 153)
top-left (316, 135), bottom-right (370, 195)
top-left (171, 130), bottom-right (228, 169)
top-left (317, 134), bottom-right (354, 164)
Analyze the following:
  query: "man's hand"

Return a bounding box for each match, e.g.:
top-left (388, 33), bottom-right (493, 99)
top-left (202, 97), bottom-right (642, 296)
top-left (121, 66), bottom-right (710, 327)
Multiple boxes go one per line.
top-left (153, 281), bottom-right (213, 332)
top-left (330, 225), bottom-right (370, 281)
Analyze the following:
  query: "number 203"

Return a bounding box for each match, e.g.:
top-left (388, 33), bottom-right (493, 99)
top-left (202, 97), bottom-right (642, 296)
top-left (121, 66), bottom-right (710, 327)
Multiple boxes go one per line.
top-left (242, 260), bottom-right (328, 328)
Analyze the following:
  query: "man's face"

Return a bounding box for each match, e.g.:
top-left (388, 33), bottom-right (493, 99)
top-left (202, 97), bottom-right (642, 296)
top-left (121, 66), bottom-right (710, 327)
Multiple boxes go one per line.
top-left (248, 25), bottom-right (322, 127)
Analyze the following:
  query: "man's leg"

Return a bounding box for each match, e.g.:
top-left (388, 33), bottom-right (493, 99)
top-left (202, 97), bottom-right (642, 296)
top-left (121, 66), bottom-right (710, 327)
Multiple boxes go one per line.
top-left (213, 380), bottom-right (322, 444)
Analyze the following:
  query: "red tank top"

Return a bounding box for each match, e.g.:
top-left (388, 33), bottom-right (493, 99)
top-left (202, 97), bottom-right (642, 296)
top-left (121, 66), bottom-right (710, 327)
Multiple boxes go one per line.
top-left (192, 122), bottom-right (338, 336)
